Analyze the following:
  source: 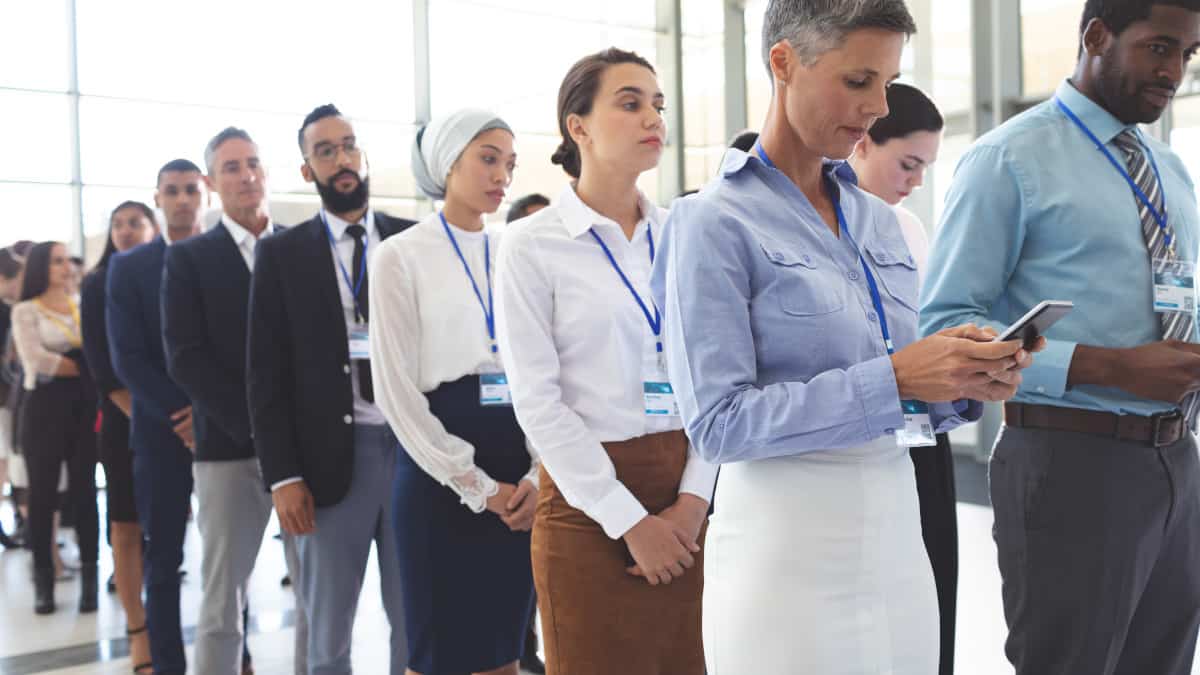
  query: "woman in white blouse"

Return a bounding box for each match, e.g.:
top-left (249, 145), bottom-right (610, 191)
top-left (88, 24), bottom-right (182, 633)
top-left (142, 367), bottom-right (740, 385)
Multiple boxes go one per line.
top-left (12, 241), bottom-right (99, 615)
top-left (370, 108), bottom-right (537, 675)
top-left (848, 81), bottom-right (958, 675)
top-left (494, 48), bottom-right (717, 675)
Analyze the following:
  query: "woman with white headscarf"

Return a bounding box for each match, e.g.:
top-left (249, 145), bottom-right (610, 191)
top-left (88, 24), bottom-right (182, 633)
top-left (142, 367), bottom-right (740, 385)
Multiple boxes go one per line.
top-left (370, 109), bottom-right (537, 675)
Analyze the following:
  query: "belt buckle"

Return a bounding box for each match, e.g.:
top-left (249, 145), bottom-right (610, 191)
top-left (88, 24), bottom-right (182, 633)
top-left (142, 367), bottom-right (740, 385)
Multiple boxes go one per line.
top-left (1151, 410), bottom-right (1182, 447)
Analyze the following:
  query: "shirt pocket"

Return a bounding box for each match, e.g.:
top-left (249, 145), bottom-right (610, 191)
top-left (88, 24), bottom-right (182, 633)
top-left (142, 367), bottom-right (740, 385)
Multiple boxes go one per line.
top-left (864, 240), bottom-right (919, 312)
top-left (758, 241), bottom-right (844, 317)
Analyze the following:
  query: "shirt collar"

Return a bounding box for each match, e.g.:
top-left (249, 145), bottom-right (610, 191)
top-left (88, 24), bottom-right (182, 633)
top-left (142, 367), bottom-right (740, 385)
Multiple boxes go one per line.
top-left (221, 212), bottom-right (275, 247)
top-left (720, 147), bottom-right (859, 185)
top-left (1055, 78), bottom-right (1132, 144)
top-left (555, 184), bottom-right (661, 240)
top-left (321, 207), bottom-right (374, 241)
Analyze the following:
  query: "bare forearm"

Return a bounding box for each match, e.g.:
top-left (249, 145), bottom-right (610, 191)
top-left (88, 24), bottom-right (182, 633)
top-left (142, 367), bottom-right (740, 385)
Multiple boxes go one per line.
top-left (1066, 345), bottom-right (1121, 389)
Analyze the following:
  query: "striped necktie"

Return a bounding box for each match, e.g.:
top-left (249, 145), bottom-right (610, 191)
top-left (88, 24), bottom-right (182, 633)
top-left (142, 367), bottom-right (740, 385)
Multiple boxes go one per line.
top-left (1113, 129), bottom-right (1199, 427)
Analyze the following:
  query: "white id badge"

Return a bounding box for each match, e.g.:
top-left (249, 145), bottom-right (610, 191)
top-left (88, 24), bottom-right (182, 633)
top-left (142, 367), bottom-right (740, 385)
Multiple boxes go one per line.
top-left (896, 400), bottom-right (936, 447)
top-left (479, 372), bottom-right (512, 407)
top-left (644, 380), bottom-right (680, 417)
top-left (1153, 259), bottom-right (1196, 314)
top-left (348, 326), bottom-right (371, 360)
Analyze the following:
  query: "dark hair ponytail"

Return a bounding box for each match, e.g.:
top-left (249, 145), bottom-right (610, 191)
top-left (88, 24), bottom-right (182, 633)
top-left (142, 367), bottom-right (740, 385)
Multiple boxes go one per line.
top-left (553, 47), bottom-right (656, 179)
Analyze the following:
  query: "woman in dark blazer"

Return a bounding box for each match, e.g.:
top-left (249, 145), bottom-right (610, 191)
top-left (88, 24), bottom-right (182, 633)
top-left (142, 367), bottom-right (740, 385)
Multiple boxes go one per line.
top-left (81, 201), bottom-right (155, 669)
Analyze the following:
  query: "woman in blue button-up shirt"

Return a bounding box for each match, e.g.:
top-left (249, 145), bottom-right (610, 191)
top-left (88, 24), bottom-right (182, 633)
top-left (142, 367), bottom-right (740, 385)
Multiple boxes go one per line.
top-left (649, 1), bottom-right (1037, 673)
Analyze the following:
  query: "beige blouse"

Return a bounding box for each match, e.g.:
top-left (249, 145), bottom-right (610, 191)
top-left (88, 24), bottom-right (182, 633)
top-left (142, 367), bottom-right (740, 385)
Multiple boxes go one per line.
top-left (11, 299), bottom-right (81, 390)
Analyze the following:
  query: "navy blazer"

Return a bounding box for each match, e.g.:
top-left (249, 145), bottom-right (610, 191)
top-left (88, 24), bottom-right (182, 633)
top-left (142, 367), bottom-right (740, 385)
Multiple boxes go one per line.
top-left (247, 211), bottom-right (413, 505)
top-left (162, 221), bottom-right (282, 462)
top-left (107, 237), bottom-right (191, 457)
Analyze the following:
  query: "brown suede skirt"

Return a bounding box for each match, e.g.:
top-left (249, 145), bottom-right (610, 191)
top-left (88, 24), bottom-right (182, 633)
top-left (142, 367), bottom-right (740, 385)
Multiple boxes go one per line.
top-left (531, 429), bottom-right (706, 675)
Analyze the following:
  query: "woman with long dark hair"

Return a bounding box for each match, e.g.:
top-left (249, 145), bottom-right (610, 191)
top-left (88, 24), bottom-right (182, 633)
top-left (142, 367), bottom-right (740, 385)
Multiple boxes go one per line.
top-left (81, 201), bottom-right (155, 669)
top-left (495, 48), bottom-right (717, 675)
top-left (12, 241), bottom-right (99, 614)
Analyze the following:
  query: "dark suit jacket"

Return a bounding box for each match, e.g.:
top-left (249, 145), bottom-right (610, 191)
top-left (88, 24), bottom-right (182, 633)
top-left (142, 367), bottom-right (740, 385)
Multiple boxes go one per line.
top-left (107, 237), bottom-right (191, 458)
top-left (82, 267), bottom-right (130, 462)
top-left (162, 221), bottom-right (282, 462)
top-left (248, 211), bottom-right (414, 506)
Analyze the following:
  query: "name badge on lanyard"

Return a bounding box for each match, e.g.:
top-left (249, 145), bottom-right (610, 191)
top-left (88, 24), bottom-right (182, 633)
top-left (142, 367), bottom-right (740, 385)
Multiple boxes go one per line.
top-left (1056, 100), bottom-right (1196, 319)
top-left (479, 371), bottom-right (512, 406)
top-left (766, 142), bottom-right (935, 447)
top-left (323, 211), bottom-right (370, 360)
top-left (1153, 258), bottom-right (1196, 314)
top-left (439, 213), bottom-right (511, 408)
top-left (588, 224), bottom-right (678, 419)
top-left (348, 326), bottom-right (371, 360)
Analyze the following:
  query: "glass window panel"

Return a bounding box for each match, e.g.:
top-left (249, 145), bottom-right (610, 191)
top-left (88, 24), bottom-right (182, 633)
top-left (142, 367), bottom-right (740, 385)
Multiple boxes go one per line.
top-left (0, 183), bottom-right (75, 246)
top-left (81, 185), bottom-right (157, 242)
top-left (684, 146), bottom-right (726, 193)
top-left (683, 34), bottom-right (726, 148)
top-left (79, 99), bottom-right (416, 197)
top-left (1021, 0), bottom-right (1081, 97)
top-left (0, 1), bottom-right (69, 91)
top-left (931, 133), bottom-right (973, 227)
top-left (683, 0), bottom-right (725, 37)
top-left (79, 98), bottom-right (299, 190)
top-left (931, 0), bottom-right (972, 113)
top-left (0, 91), bottom-right (73, 183)
top-left (76, 0), bottom-right (414, 119)
top-left (1170, 96), bottom-right (1200, 201)
top-left (745, 0), bottom-right (770, 130)
top-left (429, 1), bottom-right (657, 135)
top-left (448, 0), bottom-right (655, 30)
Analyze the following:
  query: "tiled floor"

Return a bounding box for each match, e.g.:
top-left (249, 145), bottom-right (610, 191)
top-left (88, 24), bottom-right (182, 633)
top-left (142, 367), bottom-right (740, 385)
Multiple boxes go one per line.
top-left (1, 457), bottom-right (1198, 674)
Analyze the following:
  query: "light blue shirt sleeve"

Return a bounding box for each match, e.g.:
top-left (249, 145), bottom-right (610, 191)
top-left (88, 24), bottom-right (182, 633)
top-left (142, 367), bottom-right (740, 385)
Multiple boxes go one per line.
top-left (655, 197), bottom-right (908, 465)
top-left (919, 144), bottom-right (1077, 400)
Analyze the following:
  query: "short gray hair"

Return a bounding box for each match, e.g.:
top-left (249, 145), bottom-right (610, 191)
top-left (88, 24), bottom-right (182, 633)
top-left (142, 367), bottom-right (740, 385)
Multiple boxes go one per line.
top-left (204, 126), bottom-right (255, 174)
top-left (761, 0), bottom-right (917, 74)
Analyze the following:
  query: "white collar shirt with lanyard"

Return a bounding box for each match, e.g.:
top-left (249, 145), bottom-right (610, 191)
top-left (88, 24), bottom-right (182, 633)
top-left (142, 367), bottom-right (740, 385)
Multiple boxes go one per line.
top-left (322, 207), bottom-right (387, 426)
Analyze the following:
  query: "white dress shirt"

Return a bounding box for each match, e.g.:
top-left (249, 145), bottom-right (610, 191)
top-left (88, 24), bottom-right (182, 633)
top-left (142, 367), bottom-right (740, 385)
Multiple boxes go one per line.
top-left (221, 213), bottom-right (274, 272)
top-left (495, 185), bottom-right (719, 539)
top-left (893, 204), bottom-right (930, 284)
top-left (370, 213), bottom-right (539, 513)
top-left (322, 208), bottom-right (387, 428)
top-left (270, 209), bottom-right (388, 493)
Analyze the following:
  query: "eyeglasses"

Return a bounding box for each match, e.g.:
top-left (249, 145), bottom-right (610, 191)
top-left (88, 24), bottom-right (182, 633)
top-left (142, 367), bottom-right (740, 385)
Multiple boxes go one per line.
top-left (308, 140), bottom-right (361, 163)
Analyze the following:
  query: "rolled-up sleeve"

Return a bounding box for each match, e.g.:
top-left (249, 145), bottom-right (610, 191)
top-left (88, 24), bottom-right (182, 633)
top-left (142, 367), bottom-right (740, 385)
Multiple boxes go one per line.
top-left (653, 200), bottom-right (905, 465)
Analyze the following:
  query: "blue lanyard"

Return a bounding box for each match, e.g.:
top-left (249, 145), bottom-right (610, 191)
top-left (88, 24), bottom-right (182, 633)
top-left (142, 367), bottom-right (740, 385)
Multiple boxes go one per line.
top-left (321, 211), bottom-right (368, 322)
top-left (439, 212), bottom-right (496, 353)
top-left (754, 141), bottom-right (896, 354)
top-left (1055, 98), bottom-right (1172, 249)
top-left (589, 225), bottom-right (662, 355)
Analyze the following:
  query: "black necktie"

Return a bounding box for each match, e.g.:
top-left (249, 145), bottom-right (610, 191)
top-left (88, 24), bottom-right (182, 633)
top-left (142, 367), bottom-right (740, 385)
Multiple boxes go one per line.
top-left (346, 224), bottom-right (373, 402)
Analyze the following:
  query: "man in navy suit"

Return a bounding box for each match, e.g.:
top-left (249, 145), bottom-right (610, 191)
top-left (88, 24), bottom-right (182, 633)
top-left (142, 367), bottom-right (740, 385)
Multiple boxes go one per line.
top-left (107, 159), bottom-right (204, 675)
top-left (162, 128), bottom-right (305, 675)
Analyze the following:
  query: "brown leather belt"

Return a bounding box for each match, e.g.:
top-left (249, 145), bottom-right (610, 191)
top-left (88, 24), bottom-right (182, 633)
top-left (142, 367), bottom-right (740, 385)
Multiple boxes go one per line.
top-left (1004, 402), bottom-right (1186, 448)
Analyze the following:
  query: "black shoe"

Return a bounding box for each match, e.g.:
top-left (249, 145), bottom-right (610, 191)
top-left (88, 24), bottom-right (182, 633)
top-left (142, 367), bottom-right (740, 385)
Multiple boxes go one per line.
top-left (34, 567), bottom-right (55, 615)
top-left (106, 572), bottom-right (116, 594)
top-left (79, 564), bottom-right (98, 613)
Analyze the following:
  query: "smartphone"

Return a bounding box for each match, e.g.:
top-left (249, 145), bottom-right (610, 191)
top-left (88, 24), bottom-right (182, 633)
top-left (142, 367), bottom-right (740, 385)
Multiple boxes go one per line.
top-left (993, 300), bottom-right (1074, 349)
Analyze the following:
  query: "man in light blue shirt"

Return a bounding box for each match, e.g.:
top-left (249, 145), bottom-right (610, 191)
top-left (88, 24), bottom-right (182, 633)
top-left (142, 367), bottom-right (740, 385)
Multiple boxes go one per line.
top-left (920, 2), bottom-right (1200, 673)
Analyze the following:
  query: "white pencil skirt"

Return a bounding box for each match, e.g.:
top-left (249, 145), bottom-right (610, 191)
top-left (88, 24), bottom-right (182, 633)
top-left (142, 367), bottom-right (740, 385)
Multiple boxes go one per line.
top-left (703, 436), bottom-right (938, 675)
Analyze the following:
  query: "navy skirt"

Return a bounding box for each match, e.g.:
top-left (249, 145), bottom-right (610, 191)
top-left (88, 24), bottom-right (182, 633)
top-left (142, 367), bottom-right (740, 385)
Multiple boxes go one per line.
top-left (392, 374), bottom-right (535, 674)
